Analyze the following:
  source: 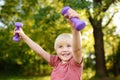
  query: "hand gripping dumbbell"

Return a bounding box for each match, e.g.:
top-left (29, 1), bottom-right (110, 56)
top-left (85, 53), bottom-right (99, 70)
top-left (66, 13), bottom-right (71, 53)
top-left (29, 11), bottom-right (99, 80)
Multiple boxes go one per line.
top-left (13, 22), bottom-right (23, 42)
top-left (62, 6), bottom-right (86, 31)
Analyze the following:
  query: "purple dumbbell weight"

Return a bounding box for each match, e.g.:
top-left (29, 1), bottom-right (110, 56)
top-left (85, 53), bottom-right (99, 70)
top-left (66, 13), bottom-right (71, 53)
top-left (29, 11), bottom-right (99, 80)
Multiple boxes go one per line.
top-left (13, 22), bottom-right (23, 42)
top-left (62, 6), bottom-right (86, 31)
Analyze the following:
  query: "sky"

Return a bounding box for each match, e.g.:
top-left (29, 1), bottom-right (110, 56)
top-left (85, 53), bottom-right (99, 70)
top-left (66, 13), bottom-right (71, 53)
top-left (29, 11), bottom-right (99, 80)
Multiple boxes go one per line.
top-left (113, 7), bottom-right (120, 34)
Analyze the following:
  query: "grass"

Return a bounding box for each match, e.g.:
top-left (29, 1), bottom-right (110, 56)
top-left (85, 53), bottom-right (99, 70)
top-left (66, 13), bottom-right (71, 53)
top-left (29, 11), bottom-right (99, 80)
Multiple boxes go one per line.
top-left (0, 68), bottom-right (120, 80)
top-left (115, 75), bottom-right (120, 80)
top-left (0, 69), bottom-right (94, 80)
top-left (0, 75), bottom-right (50, 80)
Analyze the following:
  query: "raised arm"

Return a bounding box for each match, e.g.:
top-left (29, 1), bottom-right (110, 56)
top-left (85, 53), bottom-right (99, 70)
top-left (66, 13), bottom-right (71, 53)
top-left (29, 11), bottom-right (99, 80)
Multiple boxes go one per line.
top-left (72, 28), bottom-right (82, 64)
top-left (64, 8), bottom-right (83, 64)
top-left (14, 28), bottom-right (50, 62)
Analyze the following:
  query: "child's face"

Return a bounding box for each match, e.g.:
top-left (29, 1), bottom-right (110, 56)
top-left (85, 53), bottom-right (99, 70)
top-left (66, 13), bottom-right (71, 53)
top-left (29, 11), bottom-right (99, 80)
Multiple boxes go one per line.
top-left (55, 39), bottom-right (73, 63)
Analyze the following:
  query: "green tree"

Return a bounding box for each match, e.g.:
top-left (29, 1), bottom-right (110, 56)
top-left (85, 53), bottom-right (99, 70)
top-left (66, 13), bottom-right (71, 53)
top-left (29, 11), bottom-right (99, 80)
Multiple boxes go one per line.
top-left (87, 0), bottom-right (119, 77)
top-left (0, 0), bottom-right (69, 75)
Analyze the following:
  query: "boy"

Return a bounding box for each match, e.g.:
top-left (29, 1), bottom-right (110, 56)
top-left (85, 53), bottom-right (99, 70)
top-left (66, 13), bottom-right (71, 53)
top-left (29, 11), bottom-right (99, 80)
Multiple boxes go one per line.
top-left (14, 8), bottom-right (83, 80)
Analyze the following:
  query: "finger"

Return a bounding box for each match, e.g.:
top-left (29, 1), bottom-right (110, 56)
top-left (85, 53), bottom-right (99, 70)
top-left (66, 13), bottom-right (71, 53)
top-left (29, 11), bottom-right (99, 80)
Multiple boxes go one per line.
top-left (13, 28), bottom-right (18, 35)
top-left (69, 13), bottom-right (80, 19)
top-left (66, 18), bottom-right (71, 23)
top-left (64, 14), bottom-right (69, 19)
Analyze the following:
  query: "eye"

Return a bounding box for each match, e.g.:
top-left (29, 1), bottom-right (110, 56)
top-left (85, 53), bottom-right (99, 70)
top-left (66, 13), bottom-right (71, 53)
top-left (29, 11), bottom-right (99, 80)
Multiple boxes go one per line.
top-left (67, 44), bottom-right (71, 47)
top-left (58, 45), bottom-right (63, 48)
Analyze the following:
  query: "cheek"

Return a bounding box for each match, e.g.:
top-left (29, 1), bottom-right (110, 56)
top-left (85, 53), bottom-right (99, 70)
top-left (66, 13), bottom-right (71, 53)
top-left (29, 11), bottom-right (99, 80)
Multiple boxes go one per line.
top-left (55, 49), bottom-right (61, 54)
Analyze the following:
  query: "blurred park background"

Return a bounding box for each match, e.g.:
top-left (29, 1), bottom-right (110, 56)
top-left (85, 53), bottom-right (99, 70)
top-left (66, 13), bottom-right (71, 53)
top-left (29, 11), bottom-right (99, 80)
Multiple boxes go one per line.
top-left (0, 0), bottom-right (120, 80)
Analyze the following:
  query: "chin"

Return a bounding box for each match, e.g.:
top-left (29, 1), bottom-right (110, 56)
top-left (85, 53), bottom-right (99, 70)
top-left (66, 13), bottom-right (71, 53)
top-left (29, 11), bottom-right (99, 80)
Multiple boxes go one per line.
top-left (63, 57), bottom-right (72, 61)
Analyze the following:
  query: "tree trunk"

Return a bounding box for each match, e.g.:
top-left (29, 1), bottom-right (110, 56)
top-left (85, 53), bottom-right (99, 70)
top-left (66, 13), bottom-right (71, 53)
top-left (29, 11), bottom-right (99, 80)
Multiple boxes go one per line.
top-left (87, 0), bottom-right (116, 78)
top-left (93, 24), bottom-right (107, 77)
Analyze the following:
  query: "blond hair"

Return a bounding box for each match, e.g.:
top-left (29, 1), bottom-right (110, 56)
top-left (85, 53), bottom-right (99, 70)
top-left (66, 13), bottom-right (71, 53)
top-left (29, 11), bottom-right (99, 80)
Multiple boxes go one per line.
top-left (54, 33), bottom-right (72, 49)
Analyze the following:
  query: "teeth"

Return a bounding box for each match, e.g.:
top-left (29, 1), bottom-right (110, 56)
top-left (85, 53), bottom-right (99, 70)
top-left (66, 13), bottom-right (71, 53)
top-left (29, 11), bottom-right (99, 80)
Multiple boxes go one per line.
top-left (63, 54), bottom-right (69, 56)
top-left (61, 52), bottom-right (70, 56)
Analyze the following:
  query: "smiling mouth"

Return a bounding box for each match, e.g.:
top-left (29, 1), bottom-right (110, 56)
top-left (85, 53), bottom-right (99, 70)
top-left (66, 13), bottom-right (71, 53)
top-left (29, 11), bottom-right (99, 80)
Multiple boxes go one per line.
top-left (62, 53), bottom-right (70, 56)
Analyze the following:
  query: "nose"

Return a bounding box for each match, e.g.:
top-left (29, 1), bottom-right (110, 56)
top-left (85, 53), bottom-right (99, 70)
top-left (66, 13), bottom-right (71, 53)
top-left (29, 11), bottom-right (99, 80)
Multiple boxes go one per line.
top-left (62, 46), bottom-right (68, 52)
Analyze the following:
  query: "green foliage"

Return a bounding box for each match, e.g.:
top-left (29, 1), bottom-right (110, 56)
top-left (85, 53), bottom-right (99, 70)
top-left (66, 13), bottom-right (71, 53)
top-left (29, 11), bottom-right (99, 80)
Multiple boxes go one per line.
top-left (0, 0), bottom-right (120, 79)
top-left (106, 41), bottom-right (120, 76)
top-left (0, 0), bottom-right (70, 76)
top-left (61, 0), bottom-right (91, 9)
top-left (115, 41), bottom-right (120, 69)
